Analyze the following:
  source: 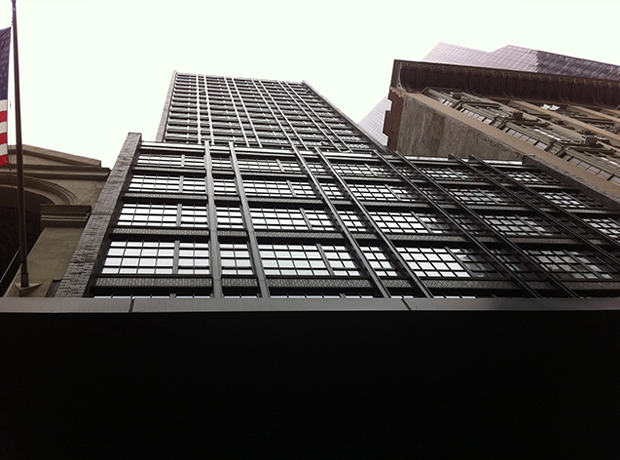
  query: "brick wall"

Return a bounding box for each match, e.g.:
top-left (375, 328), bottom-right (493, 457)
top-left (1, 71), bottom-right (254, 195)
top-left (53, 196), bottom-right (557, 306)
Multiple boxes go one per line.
top-left (55, 133), bottom-right (141, 297)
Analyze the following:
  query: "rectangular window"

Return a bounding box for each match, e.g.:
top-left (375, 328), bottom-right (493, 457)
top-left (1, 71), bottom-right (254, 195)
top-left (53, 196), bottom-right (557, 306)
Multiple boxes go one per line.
top-left (129, 175), bottom-right (205, 194)
top-left (243, 180), bottom-right (316, 198)
top-left (251, 208), bottom-right (335, 231)
top-left (339, 210), bottom-right (367, 232)
top-left (397, 246), bottom-right (499, 278)
top-left (361, 246), bottom-right (399, 277)
top-left (482, 215), bottom-right (556, 236)
top-left (540, 191), bottom-right (604, 209)
top-left (319, 182), bottom-right (346, 200)
top-left (216, 207), bottom-right (244, 229)
top-left (220, 242), bottom-right (253, 275)
top-left (102, 241), bottom-right (210, 275)
top-left (213, 178), bottom-right (237, 195)
top-left (348, 183), bottom-right (414, 202)
top-left (527, 249), bottom-right (617, 280)
top-left (259, 243), bottom-right (360, 277)
top-left (584, 217), bottom-right (620, 240)
top-left (237, 158), bottom-right (302, 174)
top-left (448, 188), bottom-right (511, 206)
top-left (178, 242), bottom-right (210, 275)
top-left (422, 167), bottom-right (478, 181)
top-left (137, 153), bottom-right (204, 169)
top-left (331, 163), bottom-right (392, 178)
top-left (118, 203), bottom-right (207, 227)
top-left (369, 210), bottom-right (449, 234)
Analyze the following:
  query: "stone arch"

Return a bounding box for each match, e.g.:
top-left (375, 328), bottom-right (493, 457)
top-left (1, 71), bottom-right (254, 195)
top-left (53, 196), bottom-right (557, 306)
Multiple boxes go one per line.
top-left (0, 175), bottom-right (79, 213)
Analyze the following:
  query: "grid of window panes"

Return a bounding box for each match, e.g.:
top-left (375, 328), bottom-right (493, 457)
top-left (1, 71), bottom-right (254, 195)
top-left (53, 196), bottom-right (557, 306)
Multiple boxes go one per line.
top-left (137, 153), bottom-right (204, 169)
top-left (118, 203), bottom-right (208, 227)
top-left (369, 210), bottom-right (450, 234)
top-left (164, 74), bottom-right (380, 155)
top-left (397, 246), bottom-right (500, 278)
top-left (243, 179), bottom-right (316, 198)
top-left (526, 249), bottom-right (618, 280)
top-left (361, 246), bottom-right (400, 277)
top-left (481, 215), bottom-right (557, 236)
top-left (583, 217), bottom-right (620, 240)
top-left (102, 241), bottom-right (209, 275)
top-left (220, 242), bottom-right (253, 275)
top-left (251, 207), bottom-right (335, 231)
top-left (129, 175), bottom-right (206, 194)
top-left (259, 243), bottom-right (360, 277)
top-left (216, 207), bottom-right (244, 229)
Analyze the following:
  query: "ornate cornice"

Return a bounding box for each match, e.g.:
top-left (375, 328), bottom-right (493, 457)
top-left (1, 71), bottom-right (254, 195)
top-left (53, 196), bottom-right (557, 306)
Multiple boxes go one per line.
top-left (392, 60), bottom-right (620, 108)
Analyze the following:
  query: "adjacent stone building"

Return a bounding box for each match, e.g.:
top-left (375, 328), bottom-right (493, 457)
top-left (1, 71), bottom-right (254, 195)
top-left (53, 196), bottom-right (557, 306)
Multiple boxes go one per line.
top-left (0, 145), bottom-right (109, 297)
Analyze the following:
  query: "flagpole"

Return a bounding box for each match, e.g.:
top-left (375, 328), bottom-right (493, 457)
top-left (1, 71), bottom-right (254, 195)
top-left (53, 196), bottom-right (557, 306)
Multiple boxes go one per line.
top-left (12, 0), bottom-right (28, 288)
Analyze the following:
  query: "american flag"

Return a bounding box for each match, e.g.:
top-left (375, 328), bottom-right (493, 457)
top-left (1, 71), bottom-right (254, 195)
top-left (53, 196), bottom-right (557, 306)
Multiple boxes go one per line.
top-left (0, 27), bottom-right (10, 167)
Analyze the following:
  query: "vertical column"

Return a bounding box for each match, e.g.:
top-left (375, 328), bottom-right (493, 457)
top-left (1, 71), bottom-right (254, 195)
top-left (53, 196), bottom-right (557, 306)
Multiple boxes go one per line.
top-left (229, 142), bottom-right (269, 297)
top-left (205, 143), bottom-right (222, 298)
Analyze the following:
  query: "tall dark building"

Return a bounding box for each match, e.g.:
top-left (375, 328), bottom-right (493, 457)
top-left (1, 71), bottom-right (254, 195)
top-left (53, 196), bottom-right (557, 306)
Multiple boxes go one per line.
top-left (52, 71), bottom-right (620, 300)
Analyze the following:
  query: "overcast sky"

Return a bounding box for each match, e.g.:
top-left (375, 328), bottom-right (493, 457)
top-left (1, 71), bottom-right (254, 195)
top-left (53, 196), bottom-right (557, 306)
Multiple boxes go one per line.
top-left (3, 0), bottom-right (620, 167)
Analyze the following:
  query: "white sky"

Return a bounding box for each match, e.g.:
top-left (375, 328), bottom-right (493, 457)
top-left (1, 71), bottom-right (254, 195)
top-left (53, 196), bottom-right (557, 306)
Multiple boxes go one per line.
top-left (2, 0), bottom-right (620, 167)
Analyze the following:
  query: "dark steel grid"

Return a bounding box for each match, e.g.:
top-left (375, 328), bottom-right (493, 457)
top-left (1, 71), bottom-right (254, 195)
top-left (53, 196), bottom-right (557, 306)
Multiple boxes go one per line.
top-left (465, 155), bottom-right (620, 266)
top-left (314, 149), bottom-right (433, 298)
top-left (375, 152), bottom-right (563, 297)
top-left (293, 149), bottom-right (391, 298)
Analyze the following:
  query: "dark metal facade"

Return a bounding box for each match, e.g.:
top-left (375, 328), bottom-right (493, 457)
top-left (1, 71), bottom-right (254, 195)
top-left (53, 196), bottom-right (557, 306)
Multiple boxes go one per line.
top-left (85, 73), bottom-right (620, 299)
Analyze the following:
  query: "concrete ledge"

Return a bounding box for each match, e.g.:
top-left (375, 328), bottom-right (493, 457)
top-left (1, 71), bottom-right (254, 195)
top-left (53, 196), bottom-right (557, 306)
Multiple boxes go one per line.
top-left (133, 298), bottom-right (409, 312)
top-left (0, 297), bottom-right (619, 312)
top-left (0, 298), bottom-right (131, 312)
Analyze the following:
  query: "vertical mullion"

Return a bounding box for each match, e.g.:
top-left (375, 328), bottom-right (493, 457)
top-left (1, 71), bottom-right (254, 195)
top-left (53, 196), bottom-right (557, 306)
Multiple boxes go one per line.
top-left (315, 244), bottom-right (335, 277)
top-left (230, 79), bottom-right (262, 148)
top-left (229, 142), bottom-right (269, 297)
top-left (205, 143), bottom-right (222, 298)
top-left (224, 77), bottom-right (250, 147)
top-left (194, 76), bottom-right (203, 144)
top-left (173, 240), bottom-right (180, 275)
top-left (202, 76), bottom-right (215, 145)
top-left (176, 203), bottom-right (182, 227)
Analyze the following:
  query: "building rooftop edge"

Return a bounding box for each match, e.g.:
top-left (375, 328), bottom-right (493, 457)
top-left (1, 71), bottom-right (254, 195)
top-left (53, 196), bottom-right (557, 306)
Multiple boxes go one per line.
top-left (391, 60), bottom-right (620, 108)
